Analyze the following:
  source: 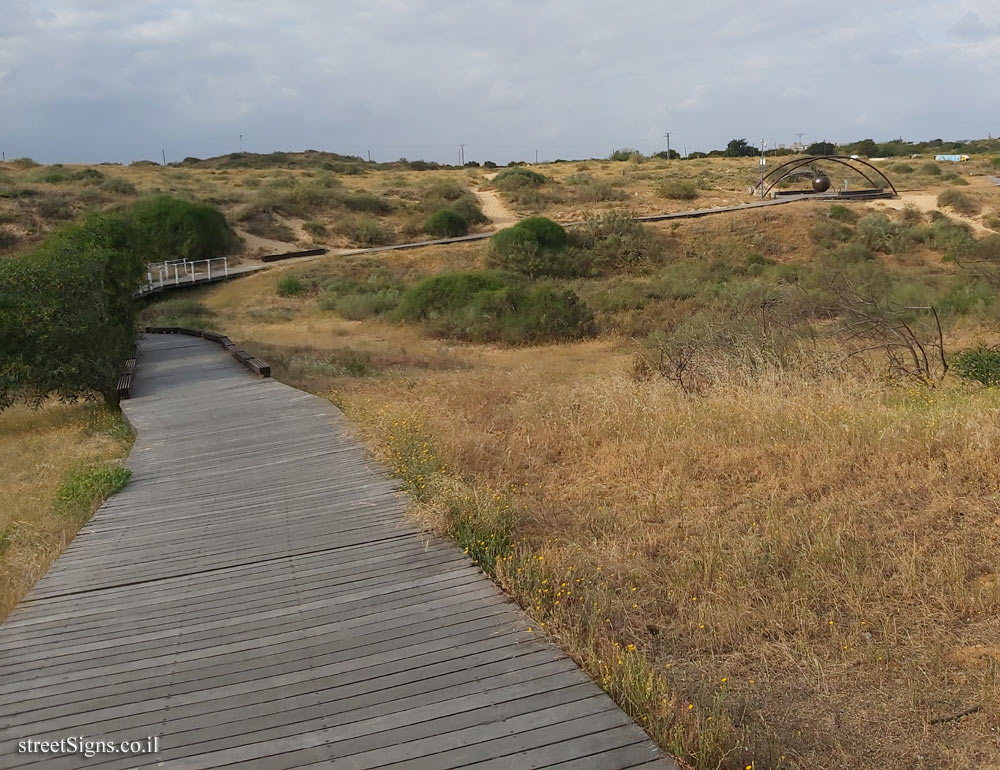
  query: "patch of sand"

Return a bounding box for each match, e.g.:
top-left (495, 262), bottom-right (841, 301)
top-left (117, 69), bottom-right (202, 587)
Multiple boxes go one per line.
top-left (474, 188), bottom-right (517, 229)
top-left (874, 193), bottom-right (995, 233)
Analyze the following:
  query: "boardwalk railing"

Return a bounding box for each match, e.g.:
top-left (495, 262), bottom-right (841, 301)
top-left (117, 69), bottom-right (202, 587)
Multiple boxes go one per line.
top-left (145, 257), bottom-right (229, 289)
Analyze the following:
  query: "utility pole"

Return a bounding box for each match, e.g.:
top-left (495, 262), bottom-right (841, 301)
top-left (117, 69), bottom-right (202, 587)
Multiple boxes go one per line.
top-left (367, 149), bottom-right (371, 162)
top-left (162, 149), bottom-right (166, 166)
top-left (796, 132), bottom-right (804, 151)
top-left (664, 132), bottom-right (671, 159)
top-left (759, 139), bottom-right (767, 199)
top-left (239, 134), bottom-right (243, 153)
top-left (535, 149), bottom-right (538, 164)
top-left (460, 144), bottom-right (465, 165)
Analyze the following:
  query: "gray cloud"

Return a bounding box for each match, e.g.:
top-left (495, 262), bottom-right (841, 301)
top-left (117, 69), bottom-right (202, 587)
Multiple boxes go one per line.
top-left (2, 0), bottom-right (999, 164)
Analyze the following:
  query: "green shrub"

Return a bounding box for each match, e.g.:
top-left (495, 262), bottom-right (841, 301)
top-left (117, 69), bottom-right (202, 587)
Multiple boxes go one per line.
top-left (514, 217), bottom-right (568, 249)
top-left (71, 168), bottom-right (104, 182)
top-left (570, 212), bottom-right (658, 273)
top-left (937, 189), bottom-right (981, 216)
top-left (657, 179), bottom-right (698, 200)
top-left (393, 271), bottom-right (594, 344)
top-left (952, 346), bottom-right (1000, 386)
top-left (919, 162), bottom-right (941, 176)
top-left (938, 280), bottom-right (994, 316)
top-left (142, 298), bottom-right (215, 328)
top-left (424, 208), bottom-right (468, 237)
top-left (32, 169), bottom-right (72, 184)
top-left (55, 463), bottom-right (131, 523)
top-left (991, 156), bottom-right (1000, 168)
top-left (303, 220), bottom-right (327, 236)
top-left (854, 213), bottom-right (900, 253)
top-left (276, 274), bottom-right (306, 297)
top-left (10, 157), bottom-right (38, 168)
top-left (449, 196), bottom-right (488, 225)
top-left (338, 217), bottom-right (394, 247)
top-left (0, 211), bottom-right (148, 407)
top-left (101, 177), bottom-right (137, 195)
top-left (489, 218), bottom-right (575, 277)
top-left (831, 242), bottom-right (876, 264)
top-left (493, 167), bottom-right (545, 191)
top-left (335, 191), bottom-right (393, 214)
top-left (928, 216), bottom-right (975, 260)
top-left (610, 149), bottom-right (641, 161)
top-left (324, 290), bottom-right (400, 319)
top-left (892, 163), bottom-right (914, 174)
top-left (130, 195), bottom-right (239, 261)
top-left (810, 218), bottom-right (851, 247)
top-left (827, 204), bottom-right (858, 223)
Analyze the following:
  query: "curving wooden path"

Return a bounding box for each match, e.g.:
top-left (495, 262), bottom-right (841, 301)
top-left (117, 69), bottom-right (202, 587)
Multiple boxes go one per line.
top-left (0, 335), bottom-right (673, 769)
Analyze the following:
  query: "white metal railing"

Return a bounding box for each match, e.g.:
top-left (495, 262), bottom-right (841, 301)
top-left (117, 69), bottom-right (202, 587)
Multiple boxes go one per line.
top-left (142, 257), bottom-right (229, 293)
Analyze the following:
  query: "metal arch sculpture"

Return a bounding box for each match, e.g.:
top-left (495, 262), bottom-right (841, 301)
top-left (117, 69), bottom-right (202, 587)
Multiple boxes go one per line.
top-left (753, 155), bottom-right (898, 198)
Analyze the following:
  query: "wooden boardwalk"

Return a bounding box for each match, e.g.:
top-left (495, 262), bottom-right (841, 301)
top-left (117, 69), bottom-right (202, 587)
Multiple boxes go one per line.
top-left (0, 335), bottom-right (673, 769)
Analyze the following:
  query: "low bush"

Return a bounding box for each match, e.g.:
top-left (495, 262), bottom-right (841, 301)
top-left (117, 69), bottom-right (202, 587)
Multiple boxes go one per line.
top-left (101, 177), bottom-right (137, 195)
top-left (489, 218), bottom-right (576, 277)
top-left (952, 345), bottom-right (1000, 386)
top-left (336, 217), bottom-right (394, 247)
top-left (570, 212), bottom-right (659, 273)
top-left (493, 167), bottom-right (545, 191)
top-left (919, 162), bottom-right (941, 176)
top-left (392, 271), bottom-right (594, 344)
top-left (937, 189), bottom-right (981, 216)
top-left (32, 169), bottom-right (72, 184)
top-left (142, 298), bottom-right (216, 329)
top-left (131, 195), bottom-right (240, 261)
top-left (276, 274), bottom-right (307, 297)
top-left (316, 264), bottom-right (405, 319)
top-left (334, 191), bottom-right (393, 214)
top-left (657, 179), bottom-right (698, 200)
top-left (827, 204), bottom-right (859, 223)
top-left (855, 213), bottom-right (900, 253)
top-left (424, 208), bottom-right (468, 238)
top-left (991, 156), bottom-right (1000, 168)
top-left (810, 218), bottom-right (851, 247)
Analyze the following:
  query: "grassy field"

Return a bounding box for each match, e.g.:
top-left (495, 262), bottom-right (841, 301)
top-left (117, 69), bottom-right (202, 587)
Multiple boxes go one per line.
top-left (134, 183), bottom-right (1000, 768)
top-left (4, 150), bottom-right (1000, 767)
top-left (4, 151), bottom-right (997, 256)
top-left (0, 403), bottom-right (132, 620)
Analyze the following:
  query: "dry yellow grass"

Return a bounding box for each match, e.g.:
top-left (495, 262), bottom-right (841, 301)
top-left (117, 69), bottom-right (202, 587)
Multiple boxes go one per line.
top-left (0, 403), bottom-right (131, 620)
top-left (158, 208), bottom-right (1000, 767)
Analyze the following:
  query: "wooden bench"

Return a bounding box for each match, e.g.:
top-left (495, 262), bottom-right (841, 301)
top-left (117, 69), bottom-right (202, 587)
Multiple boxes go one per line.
top-left (116, 352), bottom-right (137, 400)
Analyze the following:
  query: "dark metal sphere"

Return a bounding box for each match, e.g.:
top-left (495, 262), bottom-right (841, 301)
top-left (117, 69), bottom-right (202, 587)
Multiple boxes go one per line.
top-left (812, 174), bottom-right (831, 193)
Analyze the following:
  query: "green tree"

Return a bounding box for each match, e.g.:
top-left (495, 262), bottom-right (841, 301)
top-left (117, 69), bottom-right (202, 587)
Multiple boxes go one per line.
top-left (726, 139), bottom-right (755, 157)
top-left (806, 141), bottom-right (836, 155)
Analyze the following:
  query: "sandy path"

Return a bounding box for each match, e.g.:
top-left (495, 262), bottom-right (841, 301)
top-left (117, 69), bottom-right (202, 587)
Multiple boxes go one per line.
top-left (234, 227), bottom-right (296, 258)
top-left (474, 187), bottom-right (517, 229)
top-left (874, 192), bottom-right (995, 233)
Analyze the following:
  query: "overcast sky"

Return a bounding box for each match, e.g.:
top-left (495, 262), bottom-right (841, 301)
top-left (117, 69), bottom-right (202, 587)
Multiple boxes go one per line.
top-left (2, 0), bottom-right (999, 165)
